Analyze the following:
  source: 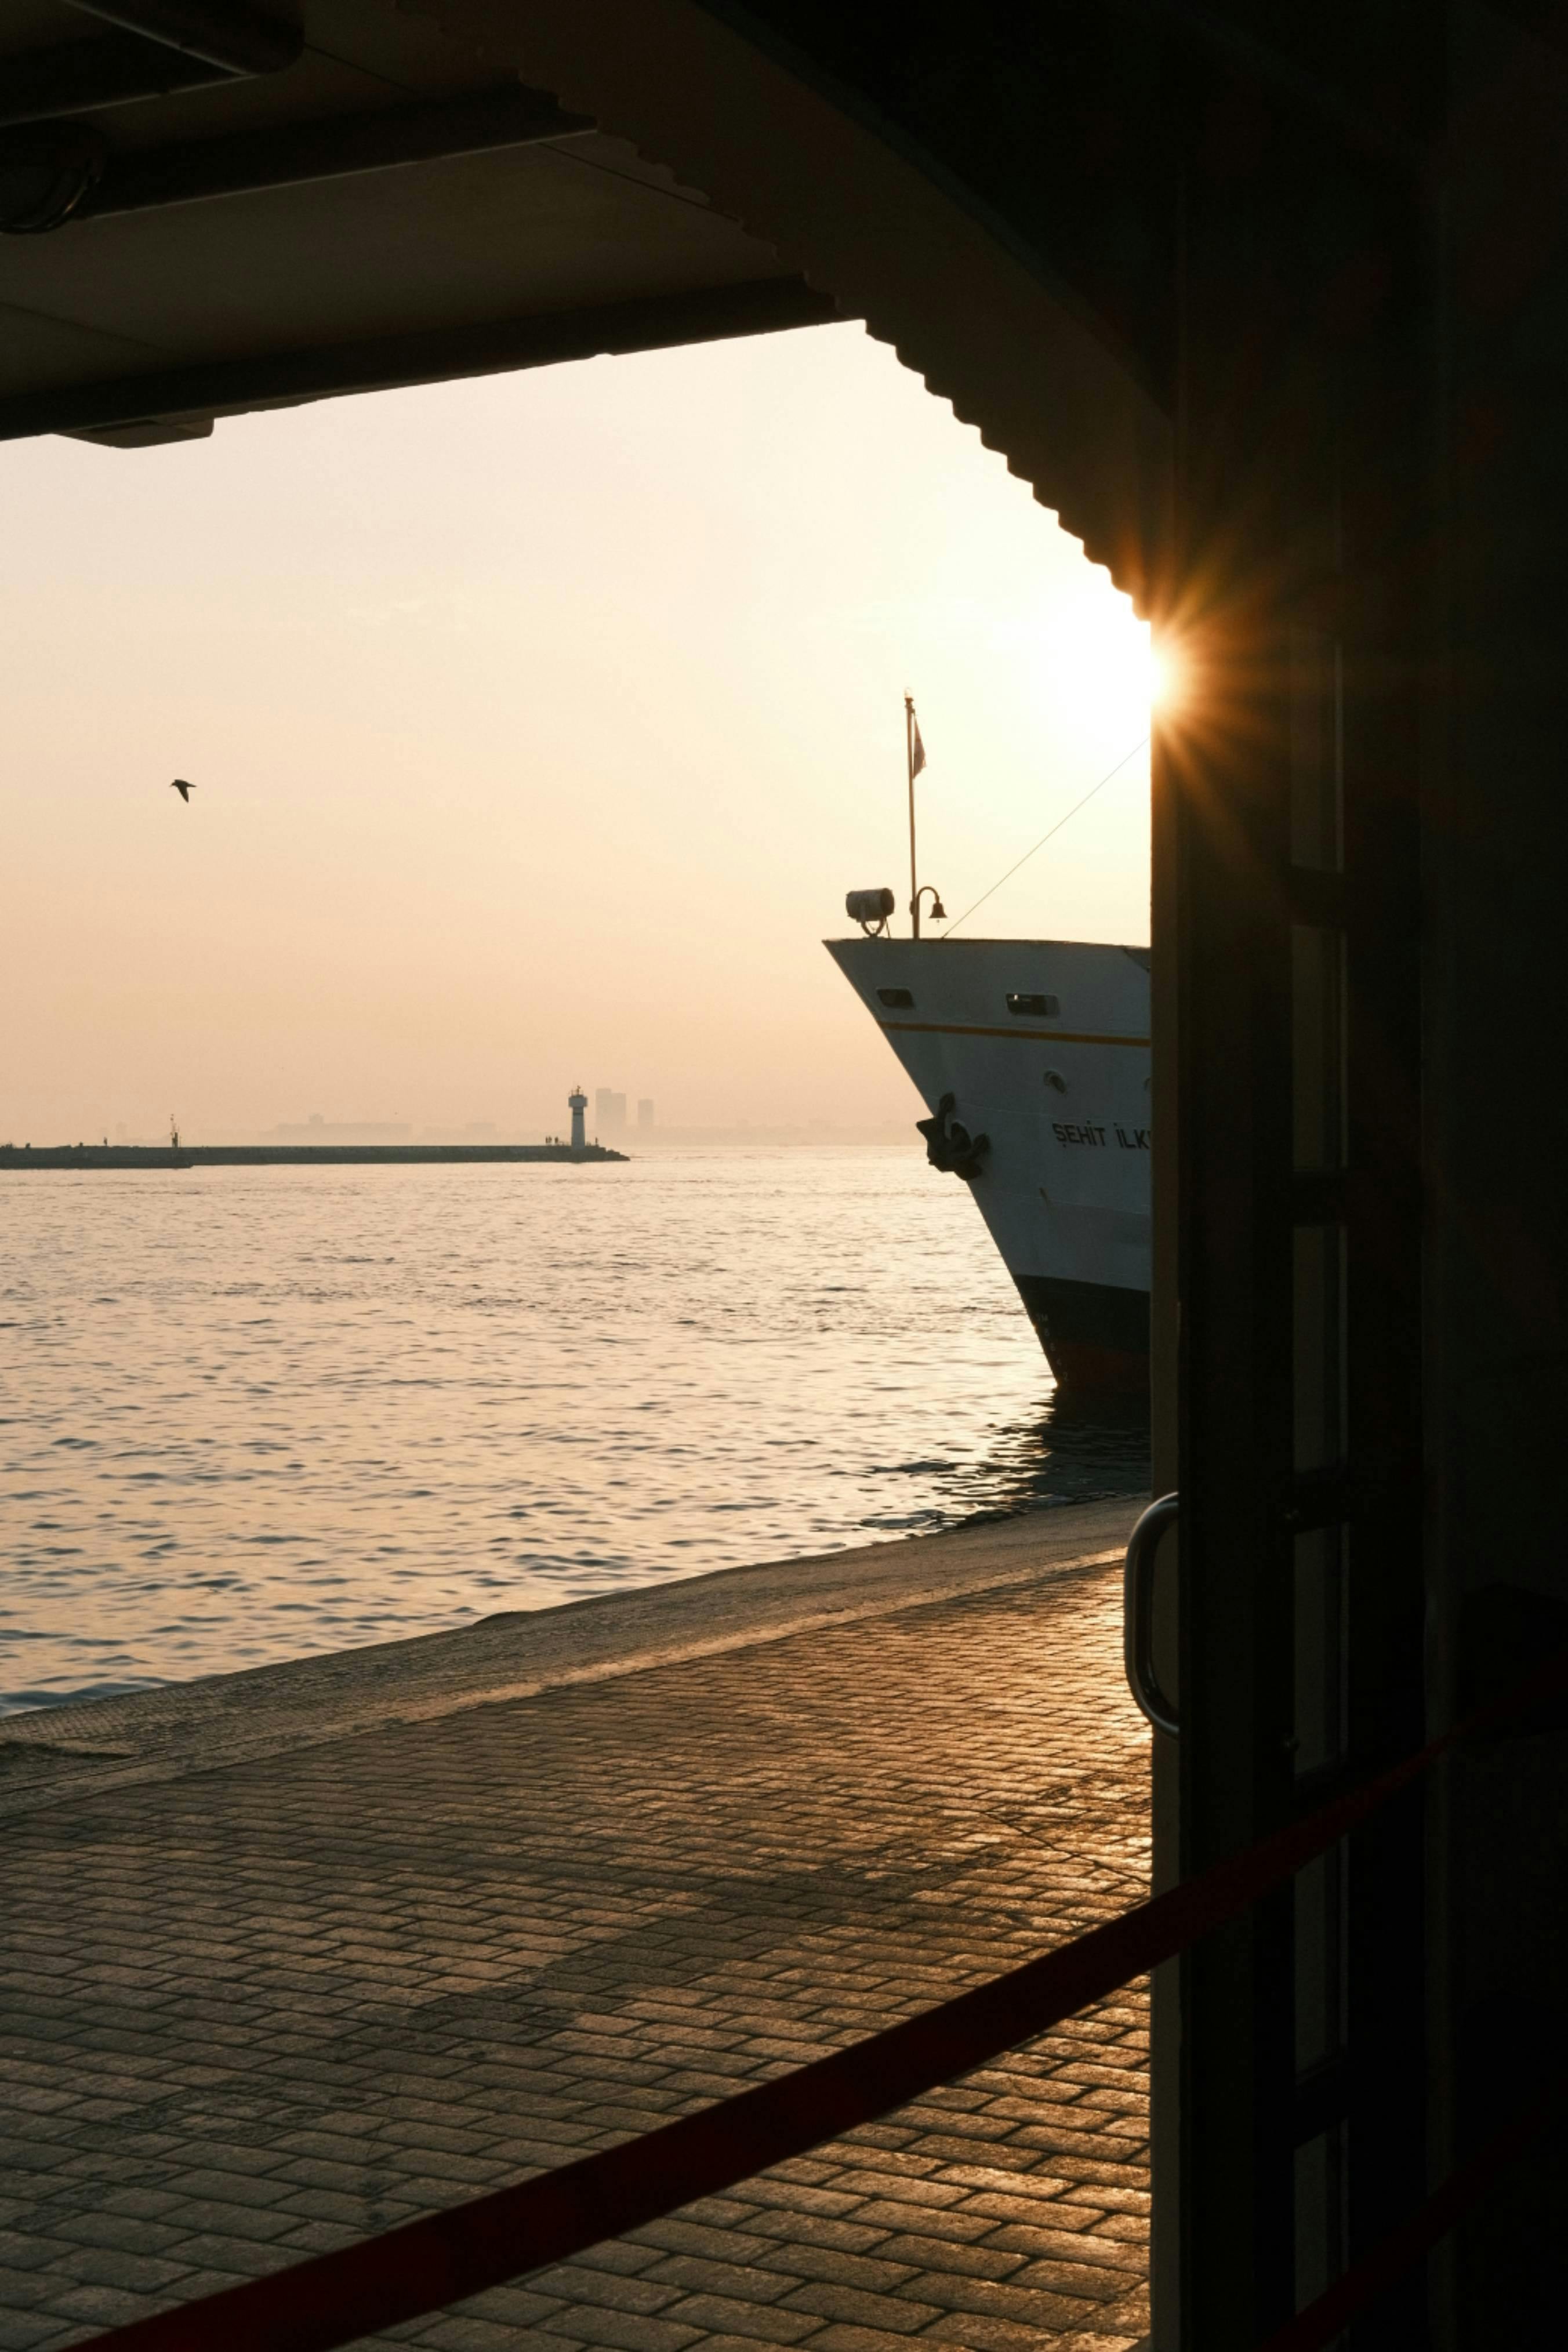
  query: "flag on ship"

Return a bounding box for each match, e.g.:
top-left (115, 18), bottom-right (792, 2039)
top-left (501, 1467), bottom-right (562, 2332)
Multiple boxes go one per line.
top-left (910, 711), bottom-right (927, 776)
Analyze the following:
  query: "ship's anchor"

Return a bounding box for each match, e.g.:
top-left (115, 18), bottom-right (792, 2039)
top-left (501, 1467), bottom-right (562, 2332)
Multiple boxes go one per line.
top-left (916, 1092), bottom-right (991, 1179)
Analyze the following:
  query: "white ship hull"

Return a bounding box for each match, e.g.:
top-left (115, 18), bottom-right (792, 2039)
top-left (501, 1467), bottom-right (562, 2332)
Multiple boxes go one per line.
top-left (827, 936), bottom-right (1151, 1393)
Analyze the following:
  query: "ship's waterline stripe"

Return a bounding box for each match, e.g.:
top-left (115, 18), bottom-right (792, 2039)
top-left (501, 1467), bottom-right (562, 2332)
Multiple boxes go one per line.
top-left (877, 1019), bottom-right (1150, 1047)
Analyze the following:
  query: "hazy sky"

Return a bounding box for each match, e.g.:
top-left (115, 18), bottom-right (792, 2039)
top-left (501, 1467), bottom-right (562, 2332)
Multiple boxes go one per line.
top-left (3, 322), bottom-right (1150, 1142)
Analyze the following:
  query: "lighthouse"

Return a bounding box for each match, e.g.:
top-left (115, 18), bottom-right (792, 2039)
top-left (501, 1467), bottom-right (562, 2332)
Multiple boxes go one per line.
top-left (568, 1086), bottom-right (587, 1155)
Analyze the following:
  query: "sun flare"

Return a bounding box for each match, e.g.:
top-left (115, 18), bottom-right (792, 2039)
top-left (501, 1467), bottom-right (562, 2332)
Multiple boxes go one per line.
top-left (1147, 636), bottom-right (1182, 712)
top-left (1027, 597), bottom-right (1173, 738)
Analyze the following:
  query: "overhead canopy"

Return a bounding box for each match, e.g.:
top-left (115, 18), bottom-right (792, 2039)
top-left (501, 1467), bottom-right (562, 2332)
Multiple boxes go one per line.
top-left (0, 0), bottom-right (835, 446)
top-left (0, 0), bottom-right (1182, 604)
top-left (6, 2), bottom-right (1473, 619)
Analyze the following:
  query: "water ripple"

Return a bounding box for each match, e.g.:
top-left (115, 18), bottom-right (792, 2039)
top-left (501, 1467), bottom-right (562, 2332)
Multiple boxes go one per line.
top-left (1, 1149), bottom-right (1148, 1711)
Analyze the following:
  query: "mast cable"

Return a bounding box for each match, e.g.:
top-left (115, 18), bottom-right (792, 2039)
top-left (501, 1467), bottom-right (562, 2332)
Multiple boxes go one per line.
top-left (939, 734), bottom-right (1150, 939)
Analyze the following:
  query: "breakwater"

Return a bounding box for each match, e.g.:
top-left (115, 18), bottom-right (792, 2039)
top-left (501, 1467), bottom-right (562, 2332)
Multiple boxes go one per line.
top-left (0, 1142), bottom-right (627, 1169)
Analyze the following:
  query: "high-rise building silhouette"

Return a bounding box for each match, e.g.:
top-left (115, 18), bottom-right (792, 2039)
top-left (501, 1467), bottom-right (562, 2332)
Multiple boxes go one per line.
top-left (637, 1099), bottom-right (654, 1130)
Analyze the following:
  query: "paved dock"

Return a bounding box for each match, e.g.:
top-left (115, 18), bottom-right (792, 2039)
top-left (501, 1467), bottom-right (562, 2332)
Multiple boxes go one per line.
top-left (0, 1500), bottom-right (1152, 2352)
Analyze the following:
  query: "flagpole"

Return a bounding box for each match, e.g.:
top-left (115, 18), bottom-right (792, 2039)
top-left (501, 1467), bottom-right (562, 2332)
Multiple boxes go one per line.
top-left (905, 693), bottom-right (919, 939)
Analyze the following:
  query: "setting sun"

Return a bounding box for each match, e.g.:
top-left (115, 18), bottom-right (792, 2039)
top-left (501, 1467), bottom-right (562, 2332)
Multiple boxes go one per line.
top-left (1148, 636), bottom-right (1183, 712)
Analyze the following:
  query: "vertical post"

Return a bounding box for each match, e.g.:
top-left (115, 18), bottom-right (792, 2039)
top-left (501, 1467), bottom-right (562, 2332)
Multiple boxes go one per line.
top-left (906, 692), bottom-right (919, 938)
top-left (1169, 67), bottom-right (1430, 2347)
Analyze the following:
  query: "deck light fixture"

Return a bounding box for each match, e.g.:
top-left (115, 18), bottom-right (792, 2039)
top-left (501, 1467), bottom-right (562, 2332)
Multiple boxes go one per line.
top-left (847, 887), bottom-right (895, 936)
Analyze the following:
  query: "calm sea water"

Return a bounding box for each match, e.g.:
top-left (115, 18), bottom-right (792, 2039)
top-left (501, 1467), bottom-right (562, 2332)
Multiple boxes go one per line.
top-left (0, 1150), bottom-right (1148, 1714)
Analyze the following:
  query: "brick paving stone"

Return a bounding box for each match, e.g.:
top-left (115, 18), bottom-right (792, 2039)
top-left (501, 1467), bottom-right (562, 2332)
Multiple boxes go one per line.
top-left (781, 2285), bottom-right (941, 2335)
top-left (0, 2319), bottom-right (73, 2352)
top-left (637, 2221), bottom-right (776, 2267)
top-left (647, 2259), bottom-right (798, 2304)
top-left (550, 2304), bottom-right (703, 2351)
top-left (42, 2286), bottom-right (164, 2330)
top-left (833, 2170), bottom-right (959, 2205)
top-left (1021, 2246), bottom-right (1144, 2292)
top-left (0, 1516), bottom-right (1150, 2352)
top-left (1048, 2336), bottom-right (1147, 2352)
top-left (0, 2245), bottom-right (57, 2278)
top-left (851, 2205), bottom-right (1000, 2244)
top-left (659, 2297), bottom-right (821, 2344)
top-left (529, 2269), bottom-right (683, 2318)
top-left (571, 2244), bottom-right (667, 2281)
top-left (676, 2339), bottom-right (828, 2352)
top-left (872, 2240), bottom-right (1023, 2283)
top-left (742, 2213), bottom-right (890, 2259)
top-left (1015, 2240), bottom-right (1145, 2280)
top-left (0, 2274), bottom-right (53, 2314)
top-left (808, 2331), bottom-right (940, 2352)
top-left (415, 2319), bottom-right (522, 2352)
top-left (923, 2322), bottom-right (1102, 2352)
top-left (893, 2278), bottom-right (1101, 2332)
top-left (1064, 2188), bottom-right (1149, 2217)
top-left (1087, 2219), bottom-right (1147, 2246)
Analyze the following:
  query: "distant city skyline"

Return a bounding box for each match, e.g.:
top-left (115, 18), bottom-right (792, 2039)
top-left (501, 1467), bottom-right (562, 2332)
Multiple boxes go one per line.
top-left (2, 324), bottom-right (1149, 1144)
top-left (84, 1104), bottom-right (912, 1150)
top-left (71, 1101), bottom-right (920, 1153)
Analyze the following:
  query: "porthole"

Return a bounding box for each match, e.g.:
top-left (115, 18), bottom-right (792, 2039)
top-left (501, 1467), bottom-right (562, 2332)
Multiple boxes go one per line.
top-left (1007, 992), bottom-right (1059, 1018)
top-left (877, 987), bottom-right (914, 1009)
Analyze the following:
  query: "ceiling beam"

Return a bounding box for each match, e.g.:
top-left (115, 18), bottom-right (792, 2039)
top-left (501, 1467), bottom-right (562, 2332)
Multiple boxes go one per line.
top-left (0, 275), bottom-right (843, 445)
top-left (76, 85), bottom-right (594, 218)
top-left (1, 0), bottom-right (300, 126)
top-left (0, 31), bottom-right (233, 125)
top-left (63, 1), bottom-right (301, 78)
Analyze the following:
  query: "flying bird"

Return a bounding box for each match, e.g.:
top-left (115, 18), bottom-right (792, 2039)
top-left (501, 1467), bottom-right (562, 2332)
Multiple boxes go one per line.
top-left (170, 779), bottom-right (194, 803)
